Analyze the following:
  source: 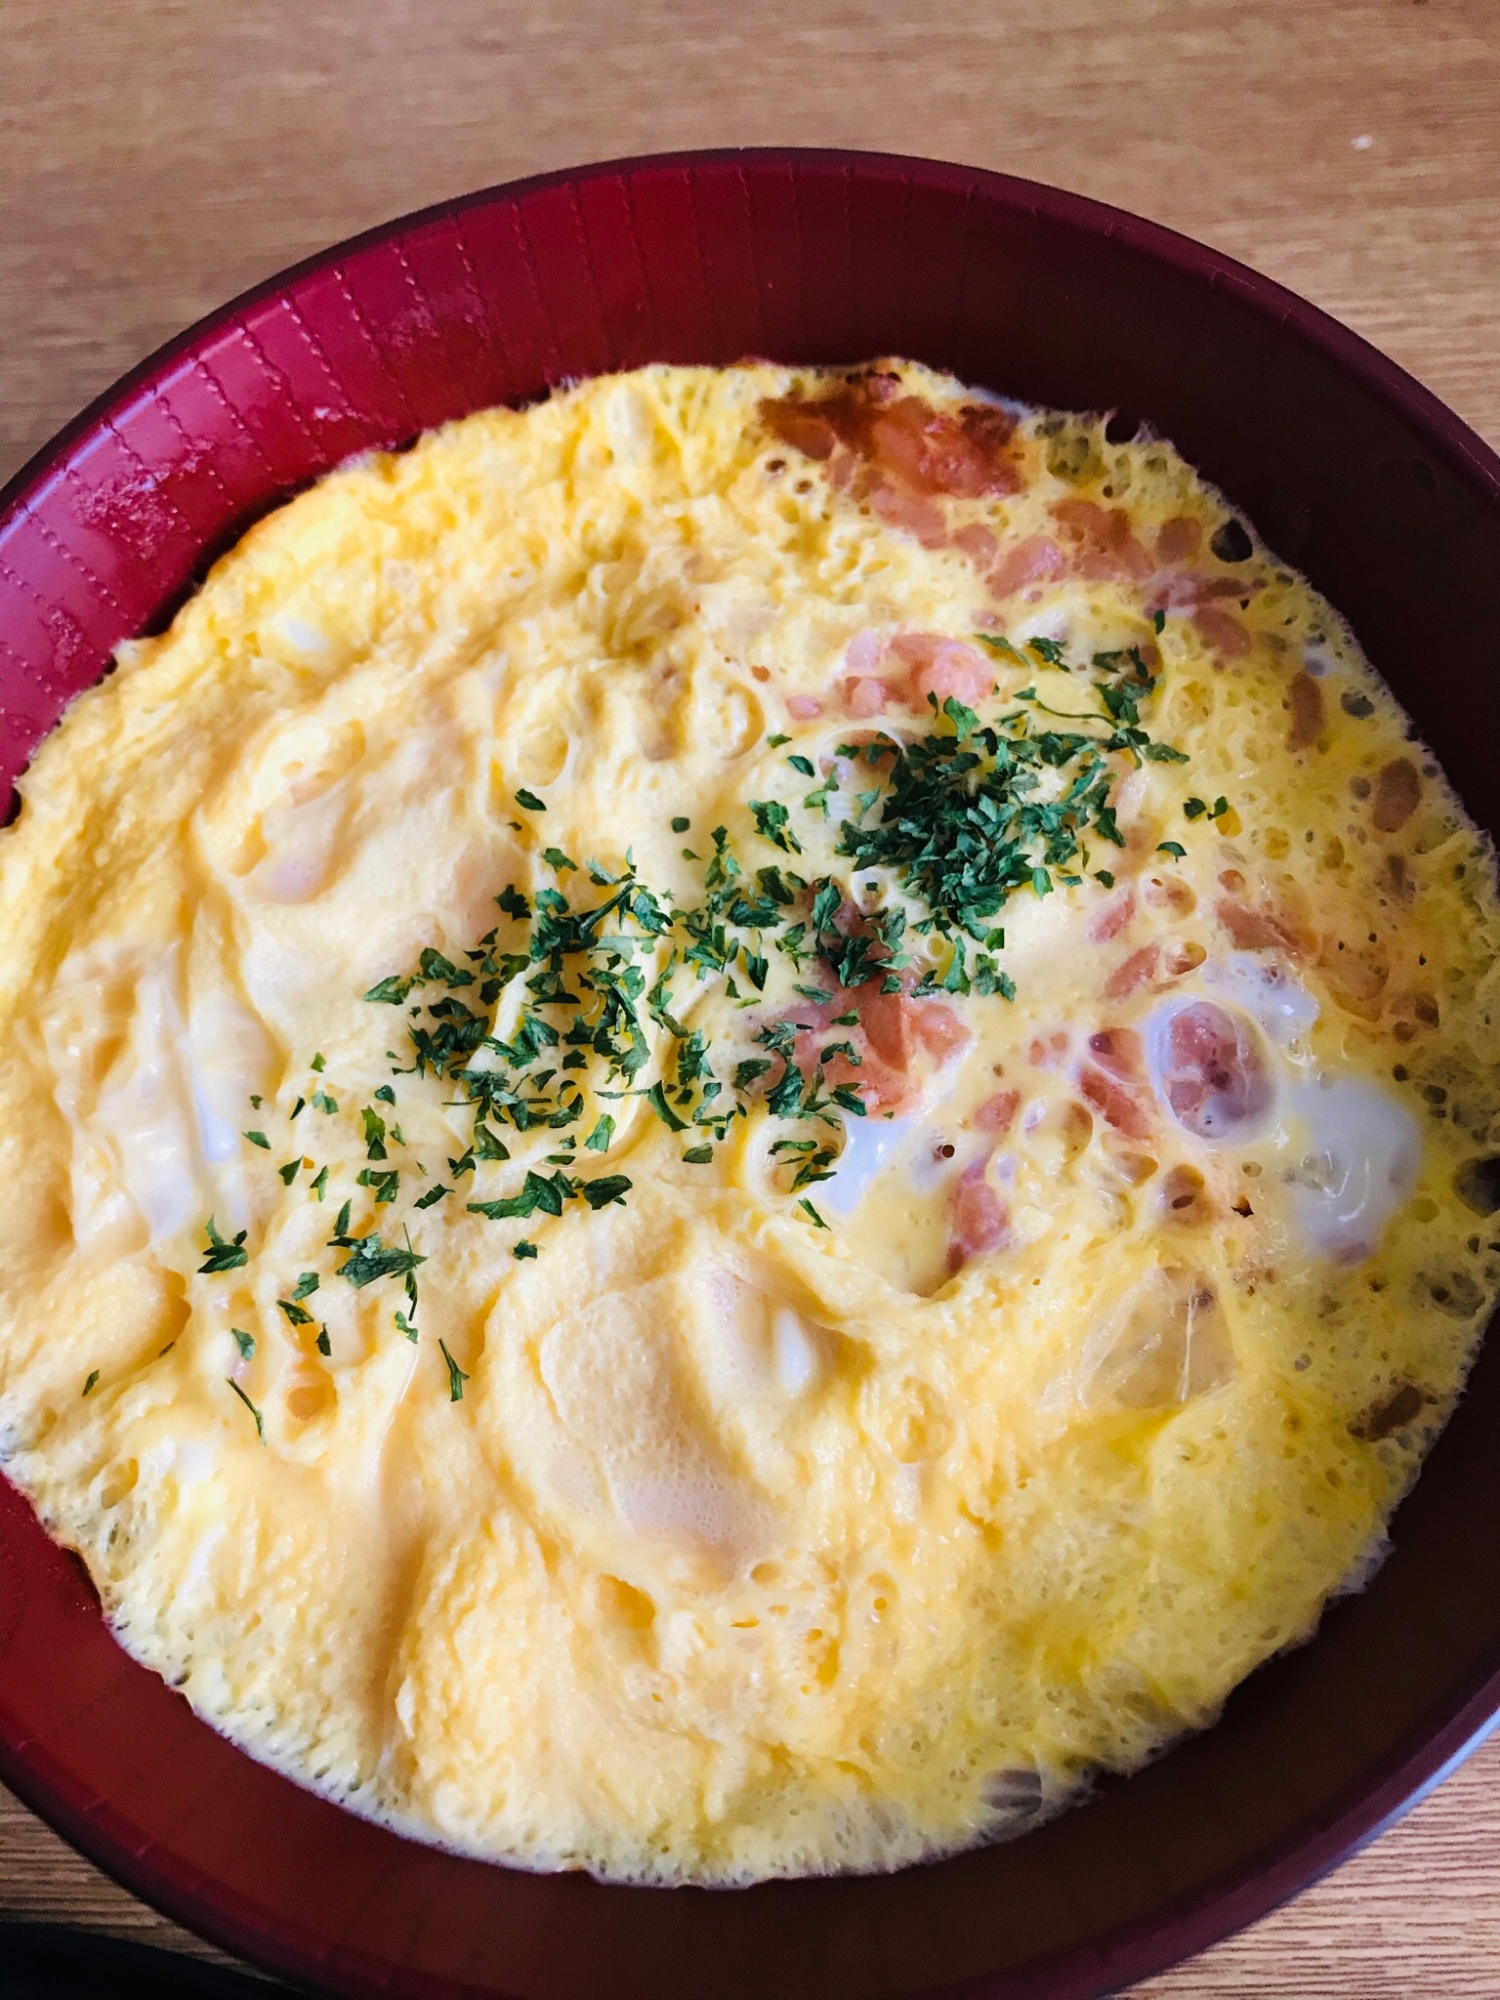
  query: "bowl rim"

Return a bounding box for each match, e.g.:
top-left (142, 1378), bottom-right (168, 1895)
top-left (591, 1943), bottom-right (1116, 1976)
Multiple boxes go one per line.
top-left (2, 145), bottom-right (1499, 2000)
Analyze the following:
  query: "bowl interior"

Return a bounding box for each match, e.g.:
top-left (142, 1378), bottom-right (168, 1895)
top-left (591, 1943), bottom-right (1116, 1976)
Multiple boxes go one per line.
top-left (1, 150), bottom-right (1499, 2000)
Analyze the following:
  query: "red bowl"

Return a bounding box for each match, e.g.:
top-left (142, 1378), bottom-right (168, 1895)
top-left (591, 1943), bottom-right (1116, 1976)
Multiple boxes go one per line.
top-left (2, 148), bottom-right (1499, 2000)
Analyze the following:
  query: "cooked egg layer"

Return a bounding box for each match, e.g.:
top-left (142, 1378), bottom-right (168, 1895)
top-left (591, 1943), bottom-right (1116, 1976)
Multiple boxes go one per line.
top-left (0, 362), bottom-right (1497, 1884)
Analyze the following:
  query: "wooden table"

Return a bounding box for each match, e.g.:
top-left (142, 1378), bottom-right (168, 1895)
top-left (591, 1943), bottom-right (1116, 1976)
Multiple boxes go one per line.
top-left (1, 1), bottom-right (1497, 1991)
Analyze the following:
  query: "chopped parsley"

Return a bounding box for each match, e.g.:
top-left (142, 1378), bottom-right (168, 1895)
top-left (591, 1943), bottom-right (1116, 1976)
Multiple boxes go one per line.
top-left (227, 1379), bottom-right (265, 1441)
top-left (513, 1239), bottom-right (539, 1259)
top-left (198, 1217), bottom-right (249, 1274)
top-left (439, 1339), bottom-right (469, 1401)
top-left (749, 799), bottom-right (801, 854)
top-left (244, 1129), bottom-right (270, 1150)
top-left (513, 788), bottom-right (547, 813)
top-left (1183, 794), bottom-right (1230, 821)
top-left (82, 1369), bottom-right (100, 1397)
top-left (231, 1329), bottom-right (256, 1360)
top-left (337, 1234), bottom-right (427, 1289)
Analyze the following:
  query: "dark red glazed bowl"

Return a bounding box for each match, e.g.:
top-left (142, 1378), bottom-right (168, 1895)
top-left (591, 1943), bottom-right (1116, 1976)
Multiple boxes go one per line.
top-left (2, 149), bottom-right (1499, 2000)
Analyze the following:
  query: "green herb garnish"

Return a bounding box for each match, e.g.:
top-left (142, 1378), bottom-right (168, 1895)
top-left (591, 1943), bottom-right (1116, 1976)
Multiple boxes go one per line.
top-left (439, 1339), bottom-right (469, 1401)
top-left (198, 1217), bottom-right (249, 1274)
top-left (227, 1379), bottom-right (265, 1441)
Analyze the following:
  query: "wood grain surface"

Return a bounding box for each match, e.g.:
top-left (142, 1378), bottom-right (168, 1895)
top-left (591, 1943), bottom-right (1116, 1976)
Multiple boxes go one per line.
top-left (1, 2), bottom-right (1498, 1993)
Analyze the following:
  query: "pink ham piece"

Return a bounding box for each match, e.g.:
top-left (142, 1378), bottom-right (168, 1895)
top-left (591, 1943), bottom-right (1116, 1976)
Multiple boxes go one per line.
top-left (947, 1171), bottom-right (1012, 1270)
top-left (773, 978), bottom-right (973, 1119)
top-left (1078, 1028), bottom-right (1156, 1140)
top-left (1154, 516), bottom-right (1202, 563)
top-left (888, 631), bottom-right (993, 708)
top-left (1191, 605), bottom-right (1252, 659)
top-left (1103, 939), bottom-right (1206, 1002)
top-left (840, 630), bottom-right (994, 716)
top-left (868, 481), bottom-right (947, 546)
top-left (1049, 498), bottom-right (1154, 582)
top-left (1088, 888), bottom-right (1137, 945)
top-left (760, 376), bottom-right (1021, 505)
top-left (1104, 945), bottom-right (1162, 1001)
top-left (842, 676), bottom-right (897, 718)
top-left (975, 1088), bottom-right (1021, 1134)
top-left (1148, 1000), bottom-right (1273, 1143)
top-left (988, 534), bottom-right (1066, 599)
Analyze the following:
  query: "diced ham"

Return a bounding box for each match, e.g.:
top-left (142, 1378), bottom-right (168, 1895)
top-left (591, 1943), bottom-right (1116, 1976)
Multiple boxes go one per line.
top-left (770, 976), bottom-right (971, 1120)
top-left (1191, 605), bottom-right (1252, 659)
top-left (868, 481), bottom-right (947, 545)
top-left (950, 522), bottom-right (999, 567)
top-left (912, 998), bottom-right (973, 1061)
top-left (975, 1088), bottom-right (1021, 1133)
top-left (845, 629), bottom-right (886, 678)
top-left (1080, 1066), bottom-right (1155, 1141)
top-left (988, 534), bottom-right (1066, 599)
top-left (1287, 671), bottom-right (1325, 751)
top-left (1086, 1027), bottom-right (1146, 1080)
top-left (759, 377), bottom-right (1021, 508)
top-left (1104, 939), bottom-right (1206, 1000)
top-left (1372, 756), bottom-right (1421, 833)
top-left (842, 675), bottom-right (897, 718)
top-left (1078, 1028), bottom-right (1156, 1140)
top-left (840, 631), bottom-right (995, 716)
top-left (859, 985), bottom-right (917, 1071)
top-left (786, 694), bottom-right (822, 720)
top-left (1088, 888), bottom-right (1137, 944)
top-left (948, 1173), bottom-right (1012, 1269)
top-left (1154, 516), bottom-right (1202, 563)
top-left (1104, 944), bottom-right (1162, 1000)
top-left (1049, 499), bottom-right (1154, 581)
top-left (1149, 1000), bottom-right (1272, 1143)
top-left (1216, 897), bottom-right (1309, 958)
top-left (1028, 1030), bottom-right (1071, 1071)
top-left (867, 396), bottom-right (1020, 498)
top-left (889, 632), bottom-right (993, 707)
top-left (758, 403), bottom-right (839, 460)
top-left (1155, 571), bottom-right (1250, 609)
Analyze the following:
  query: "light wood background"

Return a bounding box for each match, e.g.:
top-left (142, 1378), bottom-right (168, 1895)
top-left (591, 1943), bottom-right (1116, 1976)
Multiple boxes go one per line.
top-left (1, 1), bottom-right (1498, 1993)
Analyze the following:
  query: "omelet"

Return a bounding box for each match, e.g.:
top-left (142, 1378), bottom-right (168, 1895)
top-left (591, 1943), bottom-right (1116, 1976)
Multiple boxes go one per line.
top-left (1, 361), bottom-right (1497, 1884)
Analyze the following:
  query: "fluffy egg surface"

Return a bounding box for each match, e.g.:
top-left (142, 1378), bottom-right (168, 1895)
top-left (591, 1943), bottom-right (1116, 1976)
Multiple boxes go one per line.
top-left (0, 362), bottom-right (1497, 1884)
